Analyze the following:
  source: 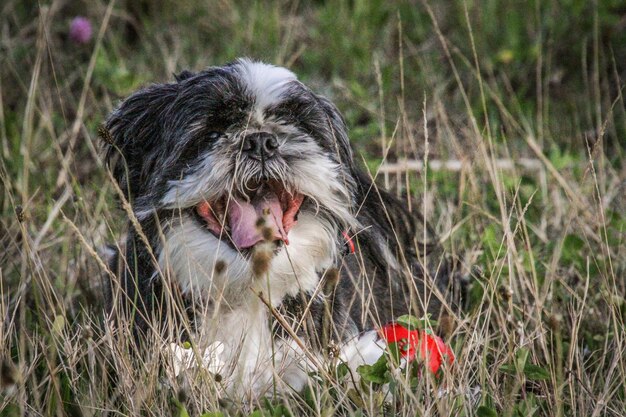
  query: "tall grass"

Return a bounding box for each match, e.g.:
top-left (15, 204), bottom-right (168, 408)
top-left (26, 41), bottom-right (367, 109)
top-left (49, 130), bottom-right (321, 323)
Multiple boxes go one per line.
top-left (1, 0), bottom-right (624, 415)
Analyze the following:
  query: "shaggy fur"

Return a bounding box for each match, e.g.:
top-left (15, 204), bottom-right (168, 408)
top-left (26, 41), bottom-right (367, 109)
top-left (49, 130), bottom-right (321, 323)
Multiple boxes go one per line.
top-left (102, 58), bottom-right (461, 395)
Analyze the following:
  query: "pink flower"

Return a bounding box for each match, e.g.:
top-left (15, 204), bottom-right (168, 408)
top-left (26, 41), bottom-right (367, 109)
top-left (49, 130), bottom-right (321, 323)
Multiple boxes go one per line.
top-left (69, 17), bottom-right (92, 44)
top-left (380, 322), bottom-right (454, 374)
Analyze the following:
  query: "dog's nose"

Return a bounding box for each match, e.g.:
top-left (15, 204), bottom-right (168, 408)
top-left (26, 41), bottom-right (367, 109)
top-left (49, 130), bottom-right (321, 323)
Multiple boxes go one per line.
top-left (242, 132), bottom-right (279, 160)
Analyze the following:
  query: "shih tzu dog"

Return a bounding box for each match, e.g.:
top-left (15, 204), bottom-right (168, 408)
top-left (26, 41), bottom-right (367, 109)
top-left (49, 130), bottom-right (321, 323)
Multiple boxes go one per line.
top-left (102, 58), bottom-right (461, 396)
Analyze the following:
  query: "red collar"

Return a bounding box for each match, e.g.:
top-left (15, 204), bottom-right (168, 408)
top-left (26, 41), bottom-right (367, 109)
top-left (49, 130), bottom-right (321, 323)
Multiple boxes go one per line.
top-left (342, 230), bottom-right (355, 254)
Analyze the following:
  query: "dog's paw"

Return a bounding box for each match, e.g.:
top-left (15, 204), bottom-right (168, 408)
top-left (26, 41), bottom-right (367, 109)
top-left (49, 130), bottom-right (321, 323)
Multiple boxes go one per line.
top-left (169, 342), bottom-right (225, 377)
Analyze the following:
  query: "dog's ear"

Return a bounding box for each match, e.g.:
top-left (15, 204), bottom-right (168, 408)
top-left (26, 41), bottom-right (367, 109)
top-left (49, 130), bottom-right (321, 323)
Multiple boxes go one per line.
top-left (314, 95), bottom-right (356, 172)
top-left (315, 94), bottom-right (381, 203)
top-left (102, 82), bottom-right (179, 201)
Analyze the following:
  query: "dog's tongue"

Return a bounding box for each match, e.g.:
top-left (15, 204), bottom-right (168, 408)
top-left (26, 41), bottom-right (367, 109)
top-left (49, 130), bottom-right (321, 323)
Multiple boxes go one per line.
top-left (228, 193), bottom-right (288, 249)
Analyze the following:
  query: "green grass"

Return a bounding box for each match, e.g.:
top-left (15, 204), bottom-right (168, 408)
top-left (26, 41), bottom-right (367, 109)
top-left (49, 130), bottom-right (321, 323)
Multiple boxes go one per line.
top-left (1, 0), bottom-right (625, 415)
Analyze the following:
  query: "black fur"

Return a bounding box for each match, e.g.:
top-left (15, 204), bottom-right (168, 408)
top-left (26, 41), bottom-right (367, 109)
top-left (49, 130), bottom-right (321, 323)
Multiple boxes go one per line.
top-left (102, 59), bottom-right (463, 352)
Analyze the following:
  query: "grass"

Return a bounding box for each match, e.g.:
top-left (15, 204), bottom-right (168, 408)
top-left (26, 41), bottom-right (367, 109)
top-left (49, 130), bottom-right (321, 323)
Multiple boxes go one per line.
top-left (1, 0), bottom-right (625, 415)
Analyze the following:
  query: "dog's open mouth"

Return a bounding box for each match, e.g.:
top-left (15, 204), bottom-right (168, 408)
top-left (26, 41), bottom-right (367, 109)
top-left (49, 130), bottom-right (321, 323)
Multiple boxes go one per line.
top-left (196, 180), bottom-right (304, 250)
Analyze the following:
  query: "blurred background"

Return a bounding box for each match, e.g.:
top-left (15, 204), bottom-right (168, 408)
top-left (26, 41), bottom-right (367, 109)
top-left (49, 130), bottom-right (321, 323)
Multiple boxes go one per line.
top-left (2, 0), bottom-right (626, 217)
top-left (0, 0), bottom-right (625, 415)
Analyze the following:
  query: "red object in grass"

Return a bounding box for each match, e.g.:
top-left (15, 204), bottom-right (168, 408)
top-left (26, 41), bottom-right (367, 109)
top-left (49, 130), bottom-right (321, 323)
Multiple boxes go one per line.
top-left (380, 322), bottom-right (454, 374)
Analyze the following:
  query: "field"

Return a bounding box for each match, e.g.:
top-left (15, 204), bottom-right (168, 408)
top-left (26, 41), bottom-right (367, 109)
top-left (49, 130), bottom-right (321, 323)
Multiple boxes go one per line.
top-left (1, 0), bottom-right (625, 416)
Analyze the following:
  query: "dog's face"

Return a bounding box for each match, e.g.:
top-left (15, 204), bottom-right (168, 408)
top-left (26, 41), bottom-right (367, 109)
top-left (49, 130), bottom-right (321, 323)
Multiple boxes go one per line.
top-left (105, 59), bottom-right (360, 303)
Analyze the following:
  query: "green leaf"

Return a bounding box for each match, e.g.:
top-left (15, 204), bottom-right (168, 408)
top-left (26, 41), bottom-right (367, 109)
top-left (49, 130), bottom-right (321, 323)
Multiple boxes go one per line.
top-left (171, 396), bottom-right (190, 417)
top-left (178, 406), bottom-right (190, 417)
top-left (356, 354), bottom-right (389, 384)
top-left (513, 393), bottom-right (540, 416)
top-left (523, 364), bottom-right (550, 381)
top-left (397, 314), bottom-right (421, 330)
top-left (272, 404), bottom-right (292, 417)
top-left (564, 234), bottom-right (584, 250)
top-left (346, 388), bottom-right (366, 408)
top-left (476, 405), bottom-right (498, 417)
top-left (515, 347), bottom-right (529, 371)
top-left (335, 362), bottom-right (349, 379)
top-left (499, 363), bottom-right (517, 375)
top-left (386, 341), bottom-right (402, 364)
top-left (51, 314), bottom-right (65, 337)
top-left (262, 398), bottom-right (275, 414)
top-left (500, 352), bottom-right (550, 381)
top-left (397, 314), bottom-right (437, 330)
top-left (301, 385), bottom-right (317, 409)
top-left (200, 413), bottom-right (224, 417)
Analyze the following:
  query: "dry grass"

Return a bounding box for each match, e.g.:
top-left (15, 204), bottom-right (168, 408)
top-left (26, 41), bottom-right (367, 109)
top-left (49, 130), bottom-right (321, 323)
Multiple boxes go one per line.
top-left (1, 0), bottom-right (625, 416)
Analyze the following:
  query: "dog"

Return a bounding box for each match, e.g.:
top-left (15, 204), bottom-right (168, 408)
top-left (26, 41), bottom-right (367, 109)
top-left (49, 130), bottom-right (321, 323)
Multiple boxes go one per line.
top-left (102, 58), bottom-right (460, 396)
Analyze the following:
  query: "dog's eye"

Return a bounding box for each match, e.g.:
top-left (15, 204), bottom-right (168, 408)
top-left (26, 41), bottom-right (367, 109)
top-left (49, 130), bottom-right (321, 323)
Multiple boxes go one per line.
top-left (207, 131), bottom-right (223, 140)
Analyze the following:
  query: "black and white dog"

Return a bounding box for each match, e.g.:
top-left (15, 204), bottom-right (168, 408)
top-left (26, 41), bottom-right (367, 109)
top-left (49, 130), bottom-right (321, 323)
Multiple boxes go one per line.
top-left (103, 58), bottom-right (458, 395)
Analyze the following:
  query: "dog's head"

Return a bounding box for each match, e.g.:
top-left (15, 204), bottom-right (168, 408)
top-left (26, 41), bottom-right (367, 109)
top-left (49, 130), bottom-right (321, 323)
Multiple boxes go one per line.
top-left (104, 59), bottom-right (361, 301)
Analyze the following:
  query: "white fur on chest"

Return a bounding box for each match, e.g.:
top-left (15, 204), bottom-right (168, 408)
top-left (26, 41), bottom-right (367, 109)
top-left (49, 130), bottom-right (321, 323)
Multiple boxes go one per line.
top-left (204, 299), bottom-right (314, 394)
top-left (157, 212), bottom-right (337, 394)
top-left (158, 212), bottom-right (337, 304)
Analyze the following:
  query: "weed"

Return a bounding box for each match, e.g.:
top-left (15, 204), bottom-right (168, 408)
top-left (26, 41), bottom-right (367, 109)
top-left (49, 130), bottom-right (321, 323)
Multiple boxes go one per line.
top-left (0, 0), bottom-right (624, 415)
